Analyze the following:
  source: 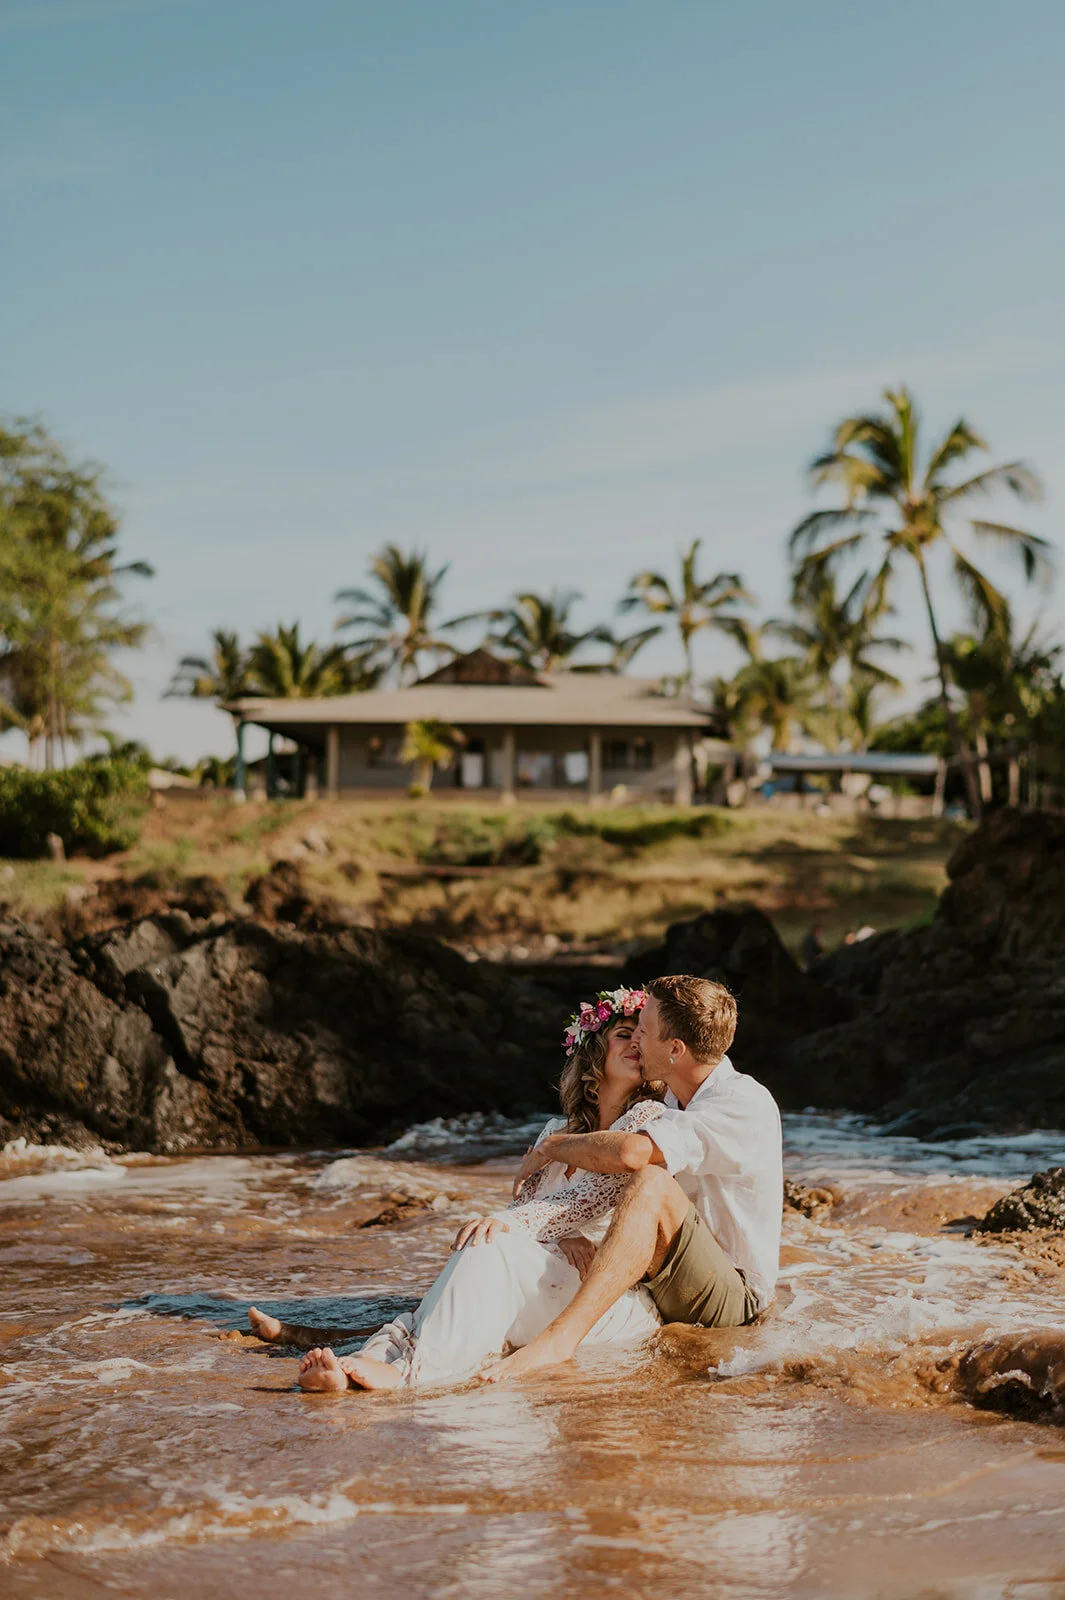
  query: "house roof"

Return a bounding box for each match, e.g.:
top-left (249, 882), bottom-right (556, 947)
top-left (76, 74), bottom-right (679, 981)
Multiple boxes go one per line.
top-left (228, 673), bottom-right (712, 732)
top-left (768, 751), bottom-right (943, 776)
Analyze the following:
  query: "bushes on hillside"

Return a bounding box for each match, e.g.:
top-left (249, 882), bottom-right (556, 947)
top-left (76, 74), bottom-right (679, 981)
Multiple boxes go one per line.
top-left (0, 758), bottom-right (150, 858)
top-left (416, 806), bottom-right (732, 867)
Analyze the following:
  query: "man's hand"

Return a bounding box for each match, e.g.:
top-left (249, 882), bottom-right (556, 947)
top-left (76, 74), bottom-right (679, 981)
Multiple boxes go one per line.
top-left (512, 1138), bottom-right (557, 1199)
top-left (556, 1234), bottom-right (597, 1280)
top-left (452, 1215), bottom-right (510, 1250)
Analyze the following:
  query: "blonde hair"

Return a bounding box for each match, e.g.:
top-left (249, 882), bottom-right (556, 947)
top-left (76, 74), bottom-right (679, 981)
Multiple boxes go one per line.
top-left (557, 1015), bottom-right (665, 1134)
top-left (646, 974), bottom-right (737, 1063)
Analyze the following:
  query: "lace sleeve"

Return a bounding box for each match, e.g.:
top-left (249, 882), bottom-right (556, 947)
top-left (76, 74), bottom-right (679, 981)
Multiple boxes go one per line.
top-left (499, 1101), bottom-right (665, 1243)
top-left (512, 1118), bottom-right (564, 1205)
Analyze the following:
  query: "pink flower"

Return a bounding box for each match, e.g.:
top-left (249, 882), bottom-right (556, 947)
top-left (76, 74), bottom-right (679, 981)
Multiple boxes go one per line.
top-left (596, 1001), bottom-right (613, 1022)
top-left (623, 989), bottom-right (647, 1016)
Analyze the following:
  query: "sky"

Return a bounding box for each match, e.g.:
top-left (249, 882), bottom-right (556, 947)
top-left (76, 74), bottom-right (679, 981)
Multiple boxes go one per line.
top-left (3, 0), bottom-right (1065, 762)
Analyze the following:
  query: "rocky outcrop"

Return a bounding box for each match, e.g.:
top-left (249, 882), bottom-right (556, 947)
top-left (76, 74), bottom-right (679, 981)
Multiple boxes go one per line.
top-left (782, 810), bottom-right (1065, 1129)
top-left (0, 913), bottom-right (560, 1153)
top-left (956, 1330), bottom-right (1065, 1415)
top-left (616, 812), bottom-right (1065, 1132)
top-left (975, 1168), bottom-right (1065, 1233)
top-left (622, 906), bottom-right (845, 1097)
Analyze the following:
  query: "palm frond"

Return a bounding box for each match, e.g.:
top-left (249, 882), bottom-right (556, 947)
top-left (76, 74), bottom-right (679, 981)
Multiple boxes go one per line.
top-left (950, 547), bottom-right (1010, 636)
top-left (968, 520), bottom-right (1055, 586)
top-left (939, 461), bottom-right (1043, 506)
top-left (925, 418), bottom-right (986, 485)
top-left (789, 511), bottom-right (871, 558)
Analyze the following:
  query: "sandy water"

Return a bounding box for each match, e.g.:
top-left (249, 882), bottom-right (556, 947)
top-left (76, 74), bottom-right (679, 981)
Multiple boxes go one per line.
top-left (3, 1115), bottom-right (1065, 1599)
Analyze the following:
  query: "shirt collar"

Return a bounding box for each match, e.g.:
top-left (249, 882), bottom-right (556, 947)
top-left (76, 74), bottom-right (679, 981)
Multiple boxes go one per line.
top-left (664, 1055), bottom-right (736, 1111)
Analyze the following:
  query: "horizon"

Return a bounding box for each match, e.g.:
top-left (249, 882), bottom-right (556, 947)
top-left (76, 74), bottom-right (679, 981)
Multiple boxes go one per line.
top-left (4, 0), bottom-right (1064, 764)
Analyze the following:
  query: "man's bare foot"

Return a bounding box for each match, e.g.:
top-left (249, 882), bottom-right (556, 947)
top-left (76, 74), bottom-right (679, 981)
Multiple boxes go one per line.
top-left (476, 1330), bottom-right (576, 1384)
top-left (298, 1346), bottom-right (349, 1394)
top-left (248, 1306), bottom-right (283, 1342)
top-left (338, 1354), bottom-right (403, 1391)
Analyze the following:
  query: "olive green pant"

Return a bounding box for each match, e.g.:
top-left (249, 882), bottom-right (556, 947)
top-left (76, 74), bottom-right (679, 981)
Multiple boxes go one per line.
top-left (643, 1204), bottom-right (759, 1328)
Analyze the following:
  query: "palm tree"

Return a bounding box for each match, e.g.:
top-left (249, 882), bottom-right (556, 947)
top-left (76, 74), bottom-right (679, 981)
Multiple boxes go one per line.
top-left (462, 589), bottom-right (610, 673)
top-left (169, 629), bottom-right (253, 706)
top-left (791, 386), bottom-right (1053, 814)
top-left (248, 623), bottom-right (355, 698)
top-left (166, 629), bottom-right (255, 768)
top-left (731, 654), bottom-right (819, 753)
top-left (401, 718), bottom-right (463, 792)
top-left (571, 622), bottom-right (663, 674)
top-left (777, 567), bottom-right (905, 747)
top-left (621, 540), bottom-right (753, 692)
top-left (0, 420), bottom-right (153, 767)
top-left (335, 545), bottom-right (450, 685)
top-left (940, 603), bottom-right (1060, 803)
top-left (716, 620), bottom-right (819, 753)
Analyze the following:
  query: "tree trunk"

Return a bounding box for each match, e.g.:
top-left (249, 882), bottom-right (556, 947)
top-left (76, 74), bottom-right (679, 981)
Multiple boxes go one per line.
top-left (974, 731), bottom-right (993, 804)
top-left (914, 554), bottom-right (982, 818)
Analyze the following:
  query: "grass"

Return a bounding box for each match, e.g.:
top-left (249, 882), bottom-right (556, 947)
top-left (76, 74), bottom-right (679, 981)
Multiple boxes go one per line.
top-left (0, 793), bottom-right (968, 957)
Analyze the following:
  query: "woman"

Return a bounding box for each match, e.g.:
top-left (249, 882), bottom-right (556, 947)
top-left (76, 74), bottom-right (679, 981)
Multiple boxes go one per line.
top-left (284, 986), bottom-right (666, 1392)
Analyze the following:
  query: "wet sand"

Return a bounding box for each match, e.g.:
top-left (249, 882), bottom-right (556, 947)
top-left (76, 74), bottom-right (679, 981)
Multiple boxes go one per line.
top-left (3, 1117), bottom-right (1065, 1599)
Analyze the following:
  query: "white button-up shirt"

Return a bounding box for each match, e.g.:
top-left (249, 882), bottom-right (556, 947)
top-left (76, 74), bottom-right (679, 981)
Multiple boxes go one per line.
top-left (642, 1056), bottom-right (783, 1310)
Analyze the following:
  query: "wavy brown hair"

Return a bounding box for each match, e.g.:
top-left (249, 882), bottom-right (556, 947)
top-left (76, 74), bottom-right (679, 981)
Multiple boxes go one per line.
top-left (558, 1016), bottom-right (665, 1134)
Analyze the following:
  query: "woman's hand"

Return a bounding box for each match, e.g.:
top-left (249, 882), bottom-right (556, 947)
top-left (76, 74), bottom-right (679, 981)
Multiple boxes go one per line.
top-left (452, 1215), bottom-right (510, 1250)
top-left (556, 1234), bottom-right (597, 1280)
top-left (512, 1138), bottom-right (556, 1199)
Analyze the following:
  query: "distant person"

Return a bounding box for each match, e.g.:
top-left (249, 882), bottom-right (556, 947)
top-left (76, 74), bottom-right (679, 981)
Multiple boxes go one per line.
top-left (800, 924), bottom-right (824, 967)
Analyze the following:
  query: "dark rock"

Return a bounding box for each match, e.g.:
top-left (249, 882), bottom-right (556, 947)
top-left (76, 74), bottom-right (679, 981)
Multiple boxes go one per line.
top-left (0, 913), bottom-right (561, 1153)
top-left (956, 1330), bottom-right (1065, 1415)
top-left (244, 858), bottom-right (370, 931)
top-left (622, 906), bottom-right (846, 1093)
top-left (783, 1177), bottom-right (842, 1216)
top-left (975, 1168), bottom-right (1065, 1233)
top-left (778, 811), bottom-right (1065, 1128)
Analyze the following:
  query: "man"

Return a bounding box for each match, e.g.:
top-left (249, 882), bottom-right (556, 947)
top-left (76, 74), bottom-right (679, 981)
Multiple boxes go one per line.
top-left (478, 973), bottom-right (782, 1382)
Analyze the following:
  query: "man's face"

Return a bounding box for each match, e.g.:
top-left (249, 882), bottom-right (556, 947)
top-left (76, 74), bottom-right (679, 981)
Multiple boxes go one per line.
top-left (632, 996), bottom-right (672, 1081)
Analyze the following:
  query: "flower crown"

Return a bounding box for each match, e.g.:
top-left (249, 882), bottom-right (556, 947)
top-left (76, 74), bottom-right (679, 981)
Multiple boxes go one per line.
top-left (562, 986), bottom-right (648, 1056)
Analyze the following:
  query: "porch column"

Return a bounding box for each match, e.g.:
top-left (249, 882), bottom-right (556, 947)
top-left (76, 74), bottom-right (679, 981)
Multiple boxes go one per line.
top-left (326, 725), bottom-right (340, 798)
top-left (233, 718), bottom-right (247, 803)
top-left (266, 731), bottom-right (276, 799)
top-left (500, 728), bottom-right (516, 803)
top-left (588, 729), bottom-right (602, 805)
top-left (932, 757), bottom-right (946, 819)
top-left (673, 733), bottom-right (693, 807)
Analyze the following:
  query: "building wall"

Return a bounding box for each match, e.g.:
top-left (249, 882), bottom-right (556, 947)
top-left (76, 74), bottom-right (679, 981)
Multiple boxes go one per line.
top-left (334, 723), bottom-right (683, 795)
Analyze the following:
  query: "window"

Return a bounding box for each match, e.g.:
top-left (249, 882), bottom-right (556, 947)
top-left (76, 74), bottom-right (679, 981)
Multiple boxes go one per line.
top-left (603, 738), bottom-right (654, 771)
top-left (366, 736), bottom-right (405, 769)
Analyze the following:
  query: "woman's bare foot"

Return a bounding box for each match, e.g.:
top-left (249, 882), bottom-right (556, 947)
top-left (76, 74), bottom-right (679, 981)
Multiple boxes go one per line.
top-left (248, 1306), bottom-right (283, 1342)
top-left (338, 1354), bottom-right (404, 1391)
top-left (298, 1347), bottom-right (349, 1394)
top-left (477, 1330), bottom-right (576, 1384)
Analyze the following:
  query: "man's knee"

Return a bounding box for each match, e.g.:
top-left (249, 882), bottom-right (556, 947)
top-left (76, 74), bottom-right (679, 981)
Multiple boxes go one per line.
top-left (628, 1165), bottom-right (688, 1227)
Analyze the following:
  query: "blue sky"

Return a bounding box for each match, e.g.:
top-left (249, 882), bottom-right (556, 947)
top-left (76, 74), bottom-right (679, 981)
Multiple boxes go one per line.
top-left (3, 0), bottom-right (1064, 760)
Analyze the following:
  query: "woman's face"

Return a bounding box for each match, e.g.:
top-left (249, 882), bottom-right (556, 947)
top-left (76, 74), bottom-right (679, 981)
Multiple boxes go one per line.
top-left (601, 1018), bottom-right (643, 1093)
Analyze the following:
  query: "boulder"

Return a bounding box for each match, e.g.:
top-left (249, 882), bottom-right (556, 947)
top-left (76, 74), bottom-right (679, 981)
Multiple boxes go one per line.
top-left (781, 811), bottom-right (1065, 1128)
top-left (0, 913), bottom-right (560, 1153)
top-left (975, 1168), bottom-right (1065, 1234)
top-left (622, 906), bottom-right (845, 1093)
top-left (956, 1330), bottom-right (1065, 1415)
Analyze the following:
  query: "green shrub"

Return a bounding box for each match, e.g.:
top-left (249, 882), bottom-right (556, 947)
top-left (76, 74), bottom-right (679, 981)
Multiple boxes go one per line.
top-left (554, 807), bottom-right (732, 851)
top-left (0, 759), bottom-right (150, 858)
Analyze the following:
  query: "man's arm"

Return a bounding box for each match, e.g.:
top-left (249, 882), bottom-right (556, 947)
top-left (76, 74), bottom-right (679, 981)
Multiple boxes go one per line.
top-left (512, 1128), bottom-right (664, 1196)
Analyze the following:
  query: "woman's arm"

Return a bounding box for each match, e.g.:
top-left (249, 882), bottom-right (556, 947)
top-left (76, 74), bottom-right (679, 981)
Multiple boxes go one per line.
top-left (496, 1103), bottom-right (666, 1243)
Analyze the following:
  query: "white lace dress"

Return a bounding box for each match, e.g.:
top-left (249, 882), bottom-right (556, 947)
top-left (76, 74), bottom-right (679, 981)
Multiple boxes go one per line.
top-left (356, 1101), bottom-right (665, 1387)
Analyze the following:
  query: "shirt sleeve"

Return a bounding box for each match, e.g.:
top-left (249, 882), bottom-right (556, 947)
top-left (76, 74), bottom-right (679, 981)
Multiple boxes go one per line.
top-left (499, 1102), bottom-right (665, 1242)
top-left (642, 1089), bottom-right (764, 1180)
